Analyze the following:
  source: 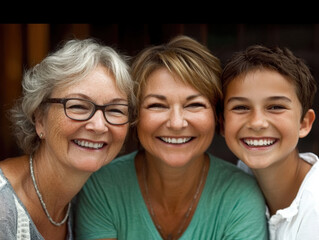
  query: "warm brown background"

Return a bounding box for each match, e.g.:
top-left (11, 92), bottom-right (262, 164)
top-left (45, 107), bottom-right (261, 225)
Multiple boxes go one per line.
top-left (1, 24), bottom-right (318, 164)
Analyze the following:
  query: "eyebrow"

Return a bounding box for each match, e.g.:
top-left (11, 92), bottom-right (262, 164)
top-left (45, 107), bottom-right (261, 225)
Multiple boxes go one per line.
top-left (226, 96), bottom-right (292, 104)
top-left (143, 94), bottom-right (203, 101)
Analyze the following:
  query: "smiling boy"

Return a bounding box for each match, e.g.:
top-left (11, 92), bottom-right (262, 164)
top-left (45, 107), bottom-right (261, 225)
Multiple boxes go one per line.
top-left (221, 45), bottom-right (319, 240)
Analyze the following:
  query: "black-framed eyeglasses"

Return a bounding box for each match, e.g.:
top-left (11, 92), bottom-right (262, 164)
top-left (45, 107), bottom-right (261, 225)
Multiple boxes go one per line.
top-left (44, 98), bottom-right (129, 125)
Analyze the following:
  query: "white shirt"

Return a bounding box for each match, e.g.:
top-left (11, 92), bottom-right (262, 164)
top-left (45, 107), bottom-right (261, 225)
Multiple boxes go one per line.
top-left (237, 152), bottom-right (319, 240)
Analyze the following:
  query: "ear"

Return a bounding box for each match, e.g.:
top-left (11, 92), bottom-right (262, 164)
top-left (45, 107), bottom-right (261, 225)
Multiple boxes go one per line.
top-left (299, 109), bottom-right (316, 138)
top-left (34, 109), bottom-right (45, 138)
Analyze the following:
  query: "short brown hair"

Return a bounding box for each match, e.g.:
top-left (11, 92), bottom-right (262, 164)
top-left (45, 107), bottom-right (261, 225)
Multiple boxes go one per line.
top-left (221, 45), bottom-right (317, 119)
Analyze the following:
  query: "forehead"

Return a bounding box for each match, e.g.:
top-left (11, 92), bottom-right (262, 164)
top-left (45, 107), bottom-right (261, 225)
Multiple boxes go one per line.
top-left (226, 69), bottom-right (296, 93)
top-left (225, 69), bottom-right (299, 100)
top-left (144, 68), bottom-right (198, 95)
top-left (52, 66), bottom-right (126, 100)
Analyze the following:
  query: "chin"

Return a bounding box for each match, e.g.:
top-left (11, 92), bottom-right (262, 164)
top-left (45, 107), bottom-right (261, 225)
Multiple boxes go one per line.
top-left (162, 155), bottom-right (196, 168)
top-left (74, 159), bottom-right (106, 173)
top-left (244, 158), bottom-right (273, 170)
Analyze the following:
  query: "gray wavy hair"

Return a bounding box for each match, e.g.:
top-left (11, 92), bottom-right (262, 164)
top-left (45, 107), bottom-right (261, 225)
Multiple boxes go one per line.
top-left (9, 38), bottom-right (136, 154)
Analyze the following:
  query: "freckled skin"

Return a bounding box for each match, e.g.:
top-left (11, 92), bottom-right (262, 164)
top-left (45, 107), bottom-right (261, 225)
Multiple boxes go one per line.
top-left (36, 65), bottom-right (129, 173)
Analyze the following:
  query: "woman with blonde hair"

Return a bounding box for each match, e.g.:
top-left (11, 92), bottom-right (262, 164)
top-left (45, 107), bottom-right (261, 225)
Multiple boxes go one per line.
top-left (76, 35), bottom-right (268, 240)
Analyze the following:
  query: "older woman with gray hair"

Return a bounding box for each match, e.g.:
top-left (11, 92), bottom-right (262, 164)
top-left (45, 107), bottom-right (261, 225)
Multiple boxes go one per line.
top-left (0, 38), bottom-right (135, 239)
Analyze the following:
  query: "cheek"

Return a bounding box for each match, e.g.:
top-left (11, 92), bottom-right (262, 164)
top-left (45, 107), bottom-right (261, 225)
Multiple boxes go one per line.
top-left (137, 111), bottom-right (160, 136)
top-left (272, 110), bottom-right (301, 132)
top-left (41, 113), bottom-right (76, 156)
top-left (222, 115), bottom-right (238, 147)
top-left (188, 113), bottom-right (216, 151)
top-left (45, 111), bottom-right (68, 135)
top-left (137, 123), bottom-right (152, 144)
top-left (278, 119), bottom-right (300, 139)
top-left (193, 112), bottom-right (216, 133)
top-left (107, 126), bottom-right (129, 160)
top-left (223, 112), bottom-right (240, 131)
top-left (48, 117), bottom-right (77, 145)
top-left (112, 126), bottom-right (129, 143)
top-left (202, 122), bottom-right (215, 144)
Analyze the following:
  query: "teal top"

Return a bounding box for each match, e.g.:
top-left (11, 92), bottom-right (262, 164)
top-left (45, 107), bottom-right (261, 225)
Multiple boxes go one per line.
top-left (75, 151), bottom-right (268, 240)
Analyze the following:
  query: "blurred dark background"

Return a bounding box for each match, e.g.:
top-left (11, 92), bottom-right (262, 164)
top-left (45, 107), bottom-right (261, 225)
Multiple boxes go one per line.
top-left (1, 24), bottom-right (318, 164)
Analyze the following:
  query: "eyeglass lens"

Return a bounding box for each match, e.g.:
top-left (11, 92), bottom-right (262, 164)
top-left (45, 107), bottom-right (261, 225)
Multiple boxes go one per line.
top-left (65, 99), bottom-right (128, 124)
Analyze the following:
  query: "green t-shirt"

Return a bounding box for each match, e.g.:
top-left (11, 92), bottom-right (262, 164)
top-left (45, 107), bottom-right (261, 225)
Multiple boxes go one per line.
top-left (75, 151), bottom-right (268, 240)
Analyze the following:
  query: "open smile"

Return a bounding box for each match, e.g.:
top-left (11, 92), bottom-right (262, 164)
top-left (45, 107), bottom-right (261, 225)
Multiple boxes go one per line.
top-left (241, 138), bottom-right (277, 147)
top-left (158, 137), bottom-right (193, 144)
top-left (73, 139), bottom-right (106, 150)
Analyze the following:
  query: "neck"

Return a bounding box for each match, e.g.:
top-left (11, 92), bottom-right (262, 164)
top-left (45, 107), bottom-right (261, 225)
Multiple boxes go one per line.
top-left (253, 151), bottom-right (311, 216)
top-left (144, 153), bottom-right (207, 206)
top-left (139, 151), bottom-right (208, 240)
top-left (30, 152), bottom-right (90, 225)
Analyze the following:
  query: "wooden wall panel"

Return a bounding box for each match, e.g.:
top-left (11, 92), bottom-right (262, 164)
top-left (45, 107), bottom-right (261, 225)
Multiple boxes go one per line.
top-left (0, 24), bottom-right (23, 159)
top-left (27, 24), bottom-right (50, 67)
top-left (1, 24), bottom-right (318, 161)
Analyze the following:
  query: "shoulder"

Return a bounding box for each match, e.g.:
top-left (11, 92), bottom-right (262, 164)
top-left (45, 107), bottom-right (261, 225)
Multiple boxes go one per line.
top-left (0, 167), bottom-right (20, 209)
top-left (84, 151), bottom-right (138, 188)
top-left (0, 168), bottom-right (15, 201)
top-left (300, 152), bottom-right (319, 165)
top-left (299, 153), bottom-right (319, 202)
top-left (299, 152), bottom-right (319, 192)
top-left (0, 167), bottom-right (7, 189)
top-left (0, 171), bottom-right (18, 237)
top-left (208, 153), bottom-right (255, 181)
top-left (207, 153), bottom-right (261, 194)
top-left (95, 151), bottom-right (137, 175)
top-left (291, 162), bottom-right (319, 236)
top-left (0, 156), bottom-right (28, 188)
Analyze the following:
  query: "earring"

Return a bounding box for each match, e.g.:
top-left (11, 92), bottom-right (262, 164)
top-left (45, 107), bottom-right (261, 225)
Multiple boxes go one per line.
top-left (39, 133), bottom-right (43, 139)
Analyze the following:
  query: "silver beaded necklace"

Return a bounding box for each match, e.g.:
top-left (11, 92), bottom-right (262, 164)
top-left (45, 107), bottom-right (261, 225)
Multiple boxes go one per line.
top-left (29, 155), bottom-right (71, 227)
top-left (142, 156), bottom-right (207, 240)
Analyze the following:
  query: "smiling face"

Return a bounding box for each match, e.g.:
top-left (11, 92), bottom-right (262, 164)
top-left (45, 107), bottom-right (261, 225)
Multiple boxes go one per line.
top-left (35, 65), bottom-right (129, 173)
top-left (223, 69), bottom-right (311, 169)
top-left (137, 68), bottom-right (215, 167)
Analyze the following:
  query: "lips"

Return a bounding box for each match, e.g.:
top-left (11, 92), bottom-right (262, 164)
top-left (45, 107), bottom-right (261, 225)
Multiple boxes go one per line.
top-left (73, 139), bottom-right (105, 149)
top-left (242, 138), bottom-right (277, 147)
top-left (159, 137), bottom-right (193, 144)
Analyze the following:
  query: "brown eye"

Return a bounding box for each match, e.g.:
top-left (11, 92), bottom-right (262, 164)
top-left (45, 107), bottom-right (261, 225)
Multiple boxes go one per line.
top-left (232, 105), bottom-right (249, 111)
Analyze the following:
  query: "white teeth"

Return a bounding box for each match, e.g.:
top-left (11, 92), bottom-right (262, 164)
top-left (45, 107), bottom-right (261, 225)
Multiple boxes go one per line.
top-left (160, 137), bottom-right (192, 144)
top-left (244, 139), bottom-right (275, 147)
top-left (74, 140), bottom-right (104, 149)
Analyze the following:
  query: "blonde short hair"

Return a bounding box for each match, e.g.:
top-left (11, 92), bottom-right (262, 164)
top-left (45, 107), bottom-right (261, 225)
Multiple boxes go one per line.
top-left (131, 35), bottom-right (222, 128)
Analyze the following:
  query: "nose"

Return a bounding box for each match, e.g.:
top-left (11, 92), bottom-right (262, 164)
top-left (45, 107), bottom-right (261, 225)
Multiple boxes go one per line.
top-left (85, 109), bottom-right (109, 133)
top-left (166, 107), bottom-right (188, 130)
top-left (247, 110), bottom-right (268, 131)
